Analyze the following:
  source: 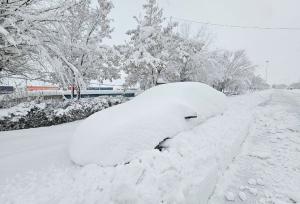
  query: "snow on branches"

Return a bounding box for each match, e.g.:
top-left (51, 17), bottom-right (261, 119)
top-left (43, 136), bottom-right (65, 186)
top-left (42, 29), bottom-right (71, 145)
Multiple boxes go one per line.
top-left (123, 0), bottom-right (177, 90)
top-left (0, 0), bottom-right (118, 96)
top-left (121, 0), bottom-right (265, 94)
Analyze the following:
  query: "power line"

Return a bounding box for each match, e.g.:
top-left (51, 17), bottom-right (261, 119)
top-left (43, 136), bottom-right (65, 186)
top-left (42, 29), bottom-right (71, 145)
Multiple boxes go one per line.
top-left (171, 16), bottom-right (300, 31)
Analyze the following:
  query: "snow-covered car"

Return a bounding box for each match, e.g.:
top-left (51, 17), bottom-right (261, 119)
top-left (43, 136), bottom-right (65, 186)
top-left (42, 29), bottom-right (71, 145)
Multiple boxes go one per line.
top-left (69, 82), bottom-right (227, 166)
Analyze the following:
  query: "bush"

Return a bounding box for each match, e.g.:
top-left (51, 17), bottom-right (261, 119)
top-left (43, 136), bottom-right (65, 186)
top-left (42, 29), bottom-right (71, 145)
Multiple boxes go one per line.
top-left (0, 96), bottom-right (128, 131)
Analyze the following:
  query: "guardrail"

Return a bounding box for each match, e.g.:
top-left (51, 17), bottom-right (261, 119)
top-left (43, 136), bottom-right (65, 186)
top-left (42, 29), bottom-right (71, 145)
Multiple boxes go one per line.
top-left (62, 90), bottom-right (137, 99)
top-left (1, 90), bottom-right (137, 99)
top-left (0, 90), bottom-right (138, 108)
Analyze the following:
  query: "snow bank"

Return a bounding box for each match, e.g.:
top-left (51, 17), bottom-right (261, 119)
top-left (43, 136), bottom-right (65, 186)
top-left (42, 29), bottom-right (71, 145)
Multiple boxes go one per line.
top-left (69, 82), bottom-right (226, 166)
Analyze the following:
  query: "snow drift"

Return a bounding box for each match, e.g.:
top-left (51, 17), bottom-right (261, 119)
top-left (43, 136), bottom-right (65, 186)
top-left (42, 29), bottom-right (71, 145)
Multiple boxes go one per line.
top-left (69, 82), bottom-right (226, 166)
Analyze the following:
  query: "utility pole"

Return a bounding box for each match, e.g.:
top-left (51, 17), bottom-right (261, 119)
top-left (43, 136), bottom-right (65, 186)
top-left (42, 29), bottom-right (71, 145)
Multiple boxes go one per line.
top-left (265, 60), bottom-right (269, 83)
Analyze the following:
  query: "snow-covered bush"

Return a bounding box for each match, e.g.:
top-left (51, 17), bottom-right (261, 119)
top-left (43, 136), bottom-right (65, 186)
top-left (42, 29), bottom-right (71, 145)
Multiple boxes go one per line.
top-left (0, 96), bottom-right (127, 131)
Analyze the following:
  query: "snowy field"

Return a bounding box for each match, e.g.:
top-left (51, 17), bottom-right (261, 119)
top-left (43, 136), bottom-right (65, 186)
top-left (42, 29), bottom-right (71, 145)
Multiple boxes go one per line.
top-left (0, 90), bottom-right (299, 203)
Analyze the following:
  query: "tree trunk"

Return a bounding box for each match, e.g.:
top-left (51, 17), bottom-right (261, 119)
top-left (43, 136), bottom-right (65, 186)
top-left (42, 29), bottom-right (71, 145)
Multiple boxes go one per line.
top-left (71, 84), bottom-right (75, 99)
top-left (70, 71), bottom-right (76, 99)
top-left (76, 85), bottom-right (81, 100)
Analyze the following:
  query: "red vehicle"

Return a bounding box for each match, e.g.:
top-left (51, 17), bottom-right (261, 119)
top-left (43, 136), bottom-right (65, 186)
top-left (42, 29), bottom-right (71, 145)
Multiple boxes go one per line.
top-left (27, 86), bottom-right (59, 91)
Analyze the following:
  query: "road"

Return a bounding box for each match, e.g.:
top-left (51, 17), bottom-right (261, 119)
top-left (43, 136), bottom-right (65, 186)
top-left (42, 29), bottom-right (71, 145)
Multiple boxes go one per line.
top-left (209, 90), bottom-right (300, 204)
top-left (0, 121), bottom-right (79, 183)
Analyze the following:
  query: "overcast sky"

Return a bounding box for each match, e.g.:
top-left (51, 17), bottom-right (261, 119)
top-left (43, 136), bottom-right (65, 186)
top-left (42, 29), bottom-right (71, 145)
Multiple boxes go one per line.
top-left (105, 0), bottom-right (300, 85)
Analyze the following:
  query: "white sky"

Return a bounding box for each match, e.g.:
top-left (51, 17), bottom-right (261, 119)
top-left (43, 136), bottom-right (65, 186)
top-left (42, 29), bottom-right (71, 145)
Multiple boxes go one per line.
top-left (105, 0), bottom-right (300, 85)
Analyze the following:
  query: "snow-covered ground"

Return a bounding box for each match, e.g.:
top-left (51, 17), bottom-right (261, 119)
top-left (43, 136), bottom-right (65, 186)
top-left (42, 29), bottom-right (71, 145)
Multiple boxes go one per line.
top-left (0, 121), bottom-right (79, 182)
top-left (209, 90), bottom-right (300, 204)
top-left (0, 90), bottom-right (299, 203)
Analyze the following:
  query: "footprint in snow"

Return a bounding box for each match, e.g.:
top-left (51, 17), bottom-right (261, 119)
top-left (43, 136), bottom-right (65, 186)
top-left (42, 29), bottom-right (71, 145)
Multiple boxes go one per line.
top-left (248, 178), bottom-right (257, 185)
top-left (225, 191), bottom-right (235, 201)
top-left (238, 191), bottom-right (247, 201)
top-left (248, 187), bottom-right (258, 196)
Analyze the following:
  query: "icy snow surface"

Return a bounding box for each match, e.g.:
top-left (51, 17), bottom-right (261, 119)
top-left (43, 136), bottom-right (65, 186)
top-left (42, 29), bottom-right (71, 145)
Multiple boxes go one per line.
top-left (69, 82), bottom-right (226, 166)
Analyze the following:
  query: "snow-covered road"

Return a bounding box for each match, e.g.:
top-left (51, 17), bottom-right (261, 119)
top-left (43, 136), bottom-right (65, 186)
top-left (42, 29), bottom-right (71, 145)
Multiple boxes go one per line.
top-left (209, 90), bottom-right (300, 204)
top-left (0, 121), bottom-right (79, 183)
top-left (0, 90), bottom-right (299, 204)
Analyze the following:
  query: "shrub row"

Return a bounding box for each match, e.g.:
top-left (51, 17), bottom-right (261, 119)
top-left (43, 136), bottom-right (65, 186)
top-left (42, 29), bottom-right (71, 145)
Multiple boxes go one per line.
top-left (0, 96), bottom-right (127, 131)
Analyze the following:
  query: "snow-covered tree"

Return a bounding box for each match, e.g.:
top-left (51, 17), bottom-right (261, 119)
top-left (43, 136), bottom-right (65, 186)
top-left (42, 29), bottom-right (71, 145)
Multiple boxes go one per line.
top-left (289, 82), bottom-right (300, 89)
top-left (49, 0), bottom-right (118, 97)
top-left (249, 75), bottom-right (270, 90)
top-left (164, 26), bottom-right (215, 83)
top-left (0, 0), bottom-right (117, 98)
top-left (212, 50), bottom-right (256, 94)
top-left (164, 36), bottom-right (203, 82)
top-left (123, 0), bottom-right (177, 89)
top-left (272, 84), bottom-right (287, 89)
top-left (0, 0), bottom-right (70, 81)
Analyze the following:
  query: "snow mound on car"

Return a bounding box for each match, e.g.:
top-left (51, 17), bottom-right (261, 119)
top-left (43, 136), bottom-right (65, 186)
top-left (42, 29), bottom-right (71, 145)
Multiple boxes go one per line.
top-left (69, 82), bottom-right (226, 166)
